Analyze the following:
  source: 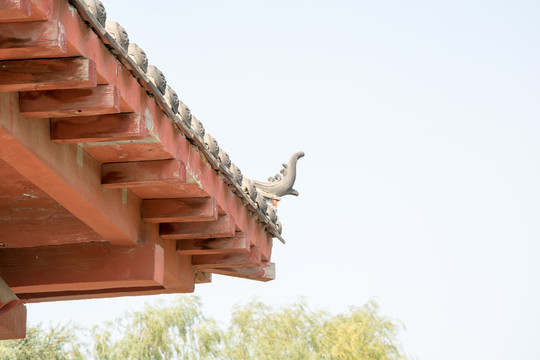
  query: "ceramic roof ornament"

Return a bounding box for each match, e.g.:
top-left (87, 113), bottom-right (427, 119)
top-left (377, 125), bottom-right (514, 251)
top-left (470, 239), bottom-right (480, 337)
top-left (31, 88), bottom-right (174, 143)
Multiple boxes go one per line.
top-left (230, 163), bottom-right (243, 185)
top-left (82, 0), bottom-right (106, 26)
top-left (191, 116), bottom-right (205, 140)
top-left (128, 43), bottom-right (148, 72)
top-left (177, 100), bottom-right (192, 128)
top-left (105, 21), bottom-right (129, 50)
top-left (146, 65), bottom-right (167, 94)
top-left (74, 0), bottom-right (300, 240)
top-left (165, 86), bottom-right (179, 113)
top-left (203, 133), bottom-right (219, 158)
top-left (241, 177), bottom-right (258, 202)
top-left (250, 151), bottom-right (304, 202)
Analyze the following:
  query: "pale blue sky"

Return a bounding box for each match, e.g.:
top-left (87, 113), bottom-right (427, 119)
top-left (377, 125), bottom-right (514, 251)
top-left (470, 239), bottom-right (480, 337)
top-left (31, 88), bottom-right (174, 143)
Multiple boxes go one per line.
top-left (29, 1), bottom-right (540, 359)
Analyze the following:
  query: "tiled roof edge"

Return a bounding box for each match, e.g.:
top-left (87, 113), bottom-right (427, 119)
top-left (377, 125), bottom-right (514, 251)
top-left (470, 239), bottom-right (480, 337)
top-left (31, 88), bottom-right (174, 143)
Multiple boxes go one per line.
top-left (69, 0), bottom-right (287, 243)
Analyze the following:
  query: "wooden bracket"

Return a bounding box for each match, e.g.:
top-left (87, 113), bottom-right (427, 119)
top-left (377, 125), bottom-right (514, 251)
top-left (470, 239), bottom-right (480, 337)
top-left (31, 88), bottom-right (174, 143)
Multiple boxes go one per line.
top-left (51, 113), bottom-right (145, 144)
top-left (0, 17), bottom-right (65, 59)
top-left (177, 232), bottom-right (250, 255)
top-left (0, 57), bottom-right (97, 92)
top-left (101, 160), bottom-right (186, 188)
top-left (207, 262), bottom-right (275, 282)
top-left (192, 246), bottom-right (261, 269)
top-left (0, 0), bottom-right (52, 22)
top-left (19, 84), bottom-right (120, 118)
top-left (142, 198), bottom-right (218, 223)
top-left (161, 214), bottom-right (235, 240)
top-left (0, 242), bottom-right (165, 294)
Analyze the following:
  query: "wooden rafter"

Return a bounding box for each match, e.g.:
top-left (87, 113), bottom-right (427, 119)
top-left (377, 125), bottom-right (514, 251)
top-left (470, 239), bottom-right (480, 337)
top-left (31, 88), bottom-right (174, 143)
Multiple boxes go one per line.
top-left (0, 57), bottom-right (97, 92)
top-left (19, 84), bottom-right (120, 118)
top-left (161, 214), bottom-right (236, 240)
top-left (51, 113), bottom-right (145, 143)
top-left (207, 262), bottom-right (275, 282)
top-left (192, 246), bottom-right (262, 269)
top-left (142, 198), bottom-right (218, 223)
top-left (0, 242), bottom-right (165, 294)
top-left (177, 232), bottom-right (250, 255)
top-left (101, 159), bottom-right (186, 188)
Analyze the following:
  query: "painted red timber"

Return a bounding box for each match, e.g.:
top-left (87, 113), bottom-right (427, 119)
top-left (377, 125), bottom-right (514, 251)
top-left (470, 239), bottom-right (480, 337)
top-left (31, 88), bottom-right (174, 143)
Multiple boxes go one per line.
top-left (0, 0), bottom-right (51, 22)
top-left (192, 245), bottom-right (262, 269)
top-left (161, 214), bottom-right (236, 240)
top-left (207, 262), bottom-right (276, 282)
top-left (177, 232), bottom-right (250, 256)
top-left (0, 57), bottom-right (97, 92)
top-left (0, 0), bottom-right (274, 294)
top-left (53, 0), bottom-right (273, 260)
top-left (0, 301), bottom-right (26, 339)
top-left (0, 92), bottom-right (145, 245)
top-left (142, 198), bottom-right (218, 223)
top-left (0, 0), bottom-right (31, 21)
top-left (19, 84), bottom-right (121, 118)
top-left (51, 113), bottom-right (146, 144)
top-left (0, 13), bottom-right (65, 59)
top-left (0, 242), bottom-right (165, 293)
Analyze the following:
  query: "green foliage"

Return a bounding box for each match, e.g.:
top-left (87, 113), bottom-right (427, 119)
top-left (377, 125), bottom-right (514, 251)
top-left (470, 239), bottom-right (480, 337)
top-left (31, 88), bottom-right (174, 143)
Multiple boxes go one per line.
top-left (220, 299), bottom-right (406, 360)
top-left (91, 296), bottom-right (222, 360)
top-left (0, 324), bottom-right (83, 360)
top-left (1, 297), bottom-right (407, 360)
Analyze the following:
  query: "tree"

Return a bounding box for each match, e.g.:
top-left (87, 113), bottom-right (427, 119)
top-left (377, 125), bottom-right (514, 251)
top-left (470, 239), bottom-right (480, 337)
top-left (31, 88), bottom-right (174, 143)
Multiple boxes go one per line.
top-left (221, 299), bottom-right (406, 360)
top-left (0, 324), bottom-right (83, 360)
top-left (91, 296), bottom-right (222, 360)
top-left (0, 296), bottom-right (407, 359)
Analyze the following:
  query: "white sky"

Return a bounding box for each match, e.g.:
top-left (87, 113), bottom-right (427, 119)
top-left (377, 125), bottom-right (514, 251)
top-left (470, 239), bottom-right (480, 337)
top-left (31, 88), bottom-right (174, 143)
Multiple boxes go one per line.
top-left (28, 1), bottom-right (540, 359)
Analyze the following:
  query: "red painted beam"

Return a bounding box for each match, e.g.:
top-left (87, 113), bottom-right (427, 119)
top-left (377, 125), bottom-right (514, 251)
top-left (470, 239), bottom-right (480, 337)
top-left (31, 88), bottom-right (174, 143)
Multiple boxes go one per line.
top-left (192, 246), bottom-right (262, 269)
top-left (0, 301), bottom-right (26, 339)
top-left (0, 0), bottom-right (276, 260)
top-left (101, 159), bottom-right (186, 188)
top-left (207, 262), bottom-right (275, 282)
top-left (0, 242), bottom-right (165, 293)
top-left (142, 198), bottom-right (218, 223)
top-left (0, 92), bottom-right (145, 245)
top-left (19, 84), bottom-right (120, 118)
top-left (0, 57), bottom-right (97, 92)
top-left (161, 214), bottom-right (235, 240)
top-left (51, 113), bottom-right (145, 144)
top-left (0, 0), bottom-right (30, 22)
top-left (0, 16), bottom-right (65, 59)
top-left (177, 232), bottom-right (250, 255)
top-left (0, 0), bottom-right (51, 22)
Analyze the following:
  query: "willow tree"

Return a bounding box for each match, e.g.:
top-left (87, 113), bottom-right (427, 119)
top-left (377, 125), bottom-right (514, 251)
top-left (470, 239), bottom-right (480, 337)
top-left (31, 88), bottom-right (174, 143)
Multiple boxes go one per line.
top-left (0, 324), bottom-right (83, 360)
top-left (221, 299), bottom-right (406, 360)
top-left (1, 296), bottom-right (407, 360)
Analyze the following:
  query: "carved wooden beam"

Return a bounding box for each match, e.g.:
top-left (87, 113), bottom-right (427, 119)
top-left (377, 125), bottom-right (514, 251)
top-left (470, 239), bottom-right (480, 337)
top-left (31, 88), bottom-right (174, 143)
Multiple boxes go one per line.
top-left (160, 214), bottom-right (235, 240)
top-left (192, 246), bottom-right (261, 269)
top-left (0, 57), bottom-right (97, 92)
top-left (51, 113), bottom-right (145, 144)
top-left (19, 84), bottom-right (120, 118)
top-left (206, 262), bottom-right (275, 282)
top-left (177, 232), bottom-right (249, 255)
top-left (0, 242), bottom-right (164, 294)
